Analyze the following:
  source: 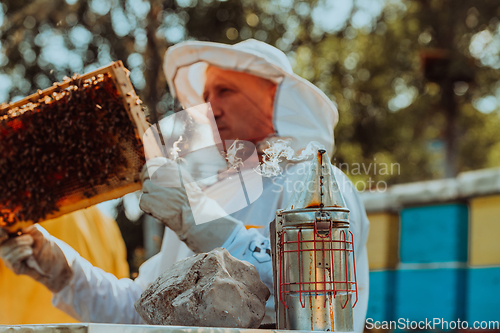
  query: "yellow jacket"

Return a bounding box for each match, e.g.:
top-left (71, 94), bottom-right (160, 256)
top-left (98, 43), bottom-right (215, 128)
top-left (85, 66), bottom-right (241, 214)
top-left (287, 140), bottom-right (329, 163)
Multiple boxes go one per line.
top-left (0, 206), bottom-right (129, 324)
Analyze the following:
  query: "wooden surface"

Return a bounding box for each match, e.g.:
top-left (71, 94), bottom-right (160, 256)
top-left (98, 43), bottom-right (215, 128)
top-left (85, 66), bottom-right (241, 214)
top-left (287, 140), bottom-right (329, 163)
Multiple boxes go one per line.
top-left (469, 194), bottom-right (500, 266)
top-left (366, 212), bottom-right (399, 270)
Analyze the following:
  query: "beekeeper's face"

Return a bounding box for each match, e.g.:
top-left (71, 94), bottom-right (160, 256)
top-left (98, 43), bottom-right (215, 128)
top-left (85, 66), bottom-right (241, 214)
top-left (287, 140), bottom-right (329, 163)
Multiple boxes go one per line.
top-left (203, 66), bottom-right (276, 144)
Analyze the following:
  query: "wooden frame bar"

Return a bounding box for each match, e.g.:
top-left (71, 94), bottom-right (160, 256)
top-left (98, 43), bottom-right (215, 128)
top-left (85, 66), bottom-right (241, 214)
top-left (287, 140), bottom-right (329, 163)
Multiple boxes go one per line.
top-left (1, 61), bottom-right (150, 232)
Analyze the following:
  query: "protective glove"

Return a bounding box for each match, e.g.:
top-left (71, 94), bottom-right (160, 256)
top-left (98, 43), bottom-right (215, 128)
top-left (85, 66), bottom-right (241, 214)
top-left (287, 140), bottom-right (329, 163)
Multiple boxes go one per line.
top-left (139, 157), bottom-right (240, 253)
top-left (0, 225), bottom-right (73, 293)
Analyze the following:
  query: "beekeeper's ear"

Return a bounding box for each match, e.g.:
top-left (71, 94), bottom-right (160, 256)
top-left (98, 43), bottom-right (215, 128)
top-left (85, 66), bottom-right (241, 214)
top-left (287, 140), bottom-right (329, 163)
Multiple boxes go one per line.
top-left (269, 83), bottom-right (278, 104)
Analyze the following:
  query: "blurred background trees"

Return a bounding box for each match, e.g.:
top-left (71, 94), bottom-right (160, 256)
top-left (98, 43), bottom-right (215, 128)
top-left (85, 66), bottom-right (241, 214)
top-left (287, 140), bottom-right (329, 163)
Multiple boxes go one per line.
top-left (1, 0), bottom-right (500, 187)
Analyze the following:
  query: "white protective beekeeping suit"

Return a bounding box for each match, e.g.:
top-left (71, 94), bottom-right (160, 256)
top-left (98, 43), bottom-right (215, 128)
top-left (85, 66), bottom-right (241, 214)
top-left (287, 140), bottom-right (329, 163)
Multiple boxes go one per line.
top-left (53, 39), bottom-right (369, 332)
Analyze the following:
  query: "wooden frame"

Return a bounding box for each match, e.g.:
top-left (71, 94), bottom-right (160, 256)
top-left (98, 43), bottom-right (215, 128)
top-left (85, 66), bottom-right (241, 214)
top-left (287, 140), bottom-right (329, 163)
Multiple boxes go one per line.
top-left (1, 61), bottom-right (150, 232)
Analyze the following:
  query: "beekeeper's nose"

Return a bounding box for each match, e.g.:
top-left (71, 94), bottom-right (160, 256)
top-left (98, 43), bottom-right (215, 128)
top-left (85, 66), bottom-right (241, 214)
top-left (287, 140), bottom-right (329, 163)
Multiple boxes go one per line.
top-left (207, 96), bottom-right (223, 118)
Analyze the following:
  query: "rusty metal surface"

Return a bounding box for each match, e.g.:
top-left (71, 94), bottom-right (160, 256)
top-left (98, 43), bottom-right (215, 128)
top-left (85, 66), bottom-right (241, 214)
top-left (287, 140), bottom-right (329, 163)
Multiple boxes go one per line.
top-left (283, 150), bottom-right (347, 211)
top-left (273, 149), bottom-right (356, 331)
top-left (0, 323), bottom-right (345, 333)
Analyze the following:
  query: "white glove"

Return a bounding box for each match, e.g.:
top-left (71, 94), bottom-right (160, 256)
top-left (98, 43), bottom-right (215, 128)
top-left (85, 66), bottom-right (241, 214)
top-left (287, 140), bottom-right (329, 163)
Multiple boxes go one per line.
top-left (139, 158), bottom-right (240, 253)
top-left (0, 225), bottom-right (73, 293)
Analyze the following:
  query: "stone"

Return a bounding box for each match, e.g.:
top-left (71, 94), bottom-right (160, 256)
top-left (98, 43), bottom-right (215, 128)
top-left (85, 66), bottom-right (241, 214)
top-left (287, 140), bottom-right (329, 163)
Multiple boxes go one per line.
top-left (134, 247), bottom-right (270, 328)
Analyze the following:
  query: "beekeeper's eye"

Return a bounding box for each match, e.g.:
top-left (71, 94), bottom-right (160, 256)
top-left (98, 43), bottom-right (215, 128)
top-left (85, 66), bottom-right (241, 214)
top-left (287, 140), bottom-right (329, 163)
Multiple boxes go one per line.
top-left (218, 87), bottom-right (233, 96)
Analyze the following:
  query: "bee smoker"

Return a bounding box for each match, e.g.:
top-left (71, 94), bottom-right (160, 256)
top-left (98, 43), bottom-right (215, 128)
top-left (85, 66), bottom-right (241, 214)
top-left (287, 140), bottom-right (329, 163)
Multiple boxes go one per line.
top-left (270, 149), bottom-right (358, 331)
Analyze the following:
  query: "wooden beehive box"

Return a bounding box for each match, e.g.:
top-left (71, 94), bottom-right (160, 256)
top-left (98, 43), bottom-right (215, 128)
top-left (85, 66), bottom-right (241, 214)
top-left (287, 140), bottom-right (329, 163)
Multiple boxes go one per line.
top-left (0, 61), bottom-right (149, 233)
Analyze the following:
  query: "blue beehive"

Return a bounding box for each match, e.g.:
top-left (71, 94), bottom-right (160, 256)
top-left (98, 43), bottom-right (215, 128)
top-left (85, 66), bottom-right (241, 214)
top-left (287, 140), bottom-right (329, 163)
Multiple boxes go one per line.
top-left (367, 270), bottom-right (395, 322)
top-left (466, 267), bottom-right (500, 322)
top-left (395, 268), bottom-right (466, 323)
top-left (400, 204), bottom-right (468, 264)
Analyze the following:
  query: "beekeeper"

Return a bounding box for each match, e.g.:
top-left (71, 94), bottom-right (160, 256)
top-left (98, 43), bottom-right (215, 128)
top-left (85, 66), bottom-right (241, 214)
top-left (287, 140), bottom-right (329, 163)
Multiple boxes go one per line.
top-left (0, 39), bottom-right (369, 332)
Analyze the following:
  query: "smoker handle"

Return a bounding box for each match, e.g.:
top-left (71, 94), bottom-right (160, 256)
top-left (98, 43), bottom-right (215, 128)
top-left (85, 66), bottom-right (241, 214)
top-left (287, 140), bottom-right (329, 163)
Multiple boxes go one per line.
top-left (315, 211), bottom-right (333, 237)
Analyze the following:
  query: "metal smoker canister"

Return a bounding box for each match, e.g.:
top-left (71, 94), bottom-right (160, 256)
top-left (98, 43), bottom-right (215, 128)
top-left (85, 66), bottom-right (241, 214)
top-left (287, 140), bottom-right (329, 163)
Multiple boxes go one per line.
top-left (270, 149), bottom-right (358, 331)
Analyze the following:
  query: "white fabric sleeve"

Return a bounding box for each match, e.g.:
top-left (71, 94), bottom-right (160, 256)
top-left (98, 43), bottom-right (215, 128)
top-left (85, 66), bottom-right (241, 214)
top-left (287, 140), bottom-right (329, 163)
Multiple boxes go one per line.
top-left (333, 167), bottom-right (370, 333)
top-left (52, 254), bottom-right (145, 324)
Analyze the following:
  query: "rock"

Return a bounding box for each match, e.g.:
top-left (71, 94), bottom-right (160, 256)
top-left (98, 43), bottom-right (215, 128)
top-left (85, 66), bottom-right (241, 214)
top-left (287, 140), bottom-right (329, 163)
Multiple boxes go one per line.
top-left (134, 247), bottom-right (270, 328)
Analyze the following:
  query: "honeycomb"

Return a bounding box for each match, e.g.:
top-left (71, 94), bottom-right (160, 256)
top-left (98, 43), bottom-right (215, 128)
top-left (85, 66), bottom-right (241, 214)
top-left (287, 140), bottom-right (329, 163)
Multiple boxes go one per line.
top-left (0, 62), bottom-right (148, 233)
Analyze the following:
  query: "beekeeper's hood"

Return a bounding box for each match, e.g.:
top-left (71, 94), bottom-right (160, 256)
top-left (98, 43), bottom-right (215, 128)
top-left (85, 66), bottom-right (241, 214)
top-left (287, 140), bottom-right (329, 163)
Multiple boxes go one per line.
top-left (163, 39), bottom-right (338, 156)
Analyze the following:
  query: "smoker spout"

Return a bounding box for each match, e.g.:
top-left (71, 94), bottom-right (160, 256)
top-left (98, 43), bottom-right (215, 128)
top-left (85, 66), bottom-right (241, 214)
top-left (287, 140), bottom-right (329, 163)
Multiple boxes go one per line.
top-left (284, 149), bottom-right (347, 210)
